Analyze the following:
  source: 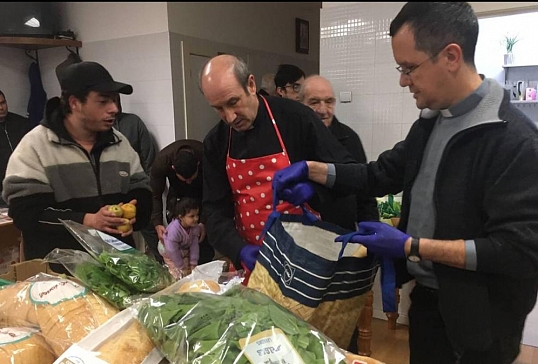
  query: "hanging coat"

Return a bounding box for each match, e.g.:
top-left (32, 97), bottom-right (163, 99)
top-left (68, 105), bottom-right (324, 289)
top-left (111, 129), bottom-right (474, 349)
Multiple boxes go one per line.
top-left (27, 61), bottom-right (47, 128)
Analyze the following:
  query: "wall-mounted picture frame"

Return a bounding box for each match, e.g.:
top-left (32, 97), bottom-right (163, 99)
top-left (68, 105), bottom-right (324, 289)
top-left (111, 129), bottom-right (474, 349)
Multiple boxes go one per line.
top-left (295, 18), bottom-right (309, 54)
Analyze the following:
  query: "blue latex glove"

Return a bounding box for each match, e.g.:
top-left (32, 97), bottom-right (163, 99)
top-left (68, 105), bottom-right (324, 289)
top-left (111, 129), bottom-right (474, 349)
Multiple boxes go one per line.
top-left (335, 221), bottom-right (409, 258)
top-left (278, 181), bottom-right (315, 206)
top-left (239, 245), bottom-right (261, 271)
top-left (273, 161), bottom-right (309, 197)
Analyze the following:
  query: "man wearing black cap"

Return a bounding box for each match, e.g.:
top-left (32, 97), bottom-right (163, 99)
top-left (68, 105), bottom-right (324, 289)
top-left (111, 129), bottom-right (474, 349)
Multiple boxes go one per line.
top-left (2, 61), bottom-right (152, 262)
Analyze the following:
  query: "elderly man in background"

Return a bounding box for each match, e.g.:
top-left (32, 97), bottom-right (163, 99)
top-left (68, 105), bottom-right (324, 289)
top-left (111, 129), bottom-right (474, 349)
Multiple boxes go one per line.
top-left (300, 75), bottom-right (379, 225)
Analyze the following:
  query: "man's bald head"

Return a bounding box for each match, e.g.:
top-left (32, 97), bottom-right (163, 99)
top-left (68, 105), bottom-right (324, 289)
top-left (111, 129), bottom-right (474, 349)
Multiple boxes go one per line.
top-left (198, 54), bottom-right (260, 132)
top-left (200, 54), bottom-right (251, 95)
top-left (299, 75), bottom-right (334, 101)
top-left (300, 75), bottom-right (337, 127)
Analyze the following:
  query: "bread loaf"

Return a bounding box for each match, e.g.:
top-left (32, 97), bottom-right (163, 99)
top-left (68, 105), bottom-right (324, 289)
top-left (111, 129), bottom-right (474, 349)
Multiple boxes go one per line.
top-left (0, 327), bottom-right (55, 364)
top-left (0, 281), bottom-right (38, 328)
top-left (29, 277), bottom-right (118, 356)
top-left (97, 320), bottom-right (155, 364)
top-left (177, 279), bottom-right (221, 293)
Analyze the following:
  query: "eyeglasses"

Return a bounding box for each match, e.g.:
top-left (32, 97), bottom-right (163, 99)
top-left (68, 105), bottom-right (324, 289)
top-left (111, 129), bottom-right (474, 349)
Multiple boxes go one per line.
top-left (283, 83), bottom-right (302, 93)
top-left (395, 47), bottom-right (445, 77)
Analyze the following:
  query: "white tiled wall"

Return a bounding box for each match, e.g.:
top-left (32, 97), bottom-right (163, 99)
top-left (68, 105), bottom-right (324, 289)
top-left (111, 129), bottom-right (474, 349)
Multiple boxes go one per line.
top-left (320, 2), bottom-right (418, 164)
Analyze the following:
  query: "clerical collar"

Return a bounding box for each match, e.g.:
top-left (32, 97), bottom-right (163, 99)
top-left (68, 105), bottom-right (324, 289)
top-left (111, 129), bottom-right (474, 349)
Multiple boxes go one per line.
top-left (440, 79), bottom-right (489, 118)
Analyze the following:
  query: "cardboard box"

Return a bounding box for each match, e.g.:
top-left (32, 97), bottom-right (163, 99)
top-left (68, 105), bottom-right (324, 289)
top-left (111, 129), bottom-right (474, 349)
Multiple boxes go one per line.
top-left (0, 259), bottom-right (52, 281)
top-left (0, 212), bottom-right (23, 275)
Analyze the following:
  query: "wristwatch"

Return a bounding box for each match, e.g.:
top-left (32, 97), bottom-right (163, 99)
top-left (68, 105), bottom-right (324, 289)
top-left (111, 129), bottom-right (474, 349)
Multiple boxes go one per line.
top-left (407, 237), bottom-right (421, 263)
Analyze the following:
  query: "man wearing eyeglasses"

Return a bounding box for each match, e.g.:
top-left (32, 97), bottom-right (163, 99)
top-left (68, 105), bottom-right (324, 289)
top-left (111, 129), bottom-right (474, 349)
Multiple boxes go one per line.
top-left (272, 3), bottom-right (538, 364)
top-left (274, 64), bottom-right (306, 101)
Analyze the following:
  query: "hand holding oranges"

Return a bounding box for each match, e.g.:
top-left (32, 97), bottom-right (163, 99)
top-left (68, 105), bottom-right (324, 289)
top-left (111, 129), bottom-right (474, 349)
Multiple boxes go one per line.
top-left (107, 203), bottom-right (137, 233)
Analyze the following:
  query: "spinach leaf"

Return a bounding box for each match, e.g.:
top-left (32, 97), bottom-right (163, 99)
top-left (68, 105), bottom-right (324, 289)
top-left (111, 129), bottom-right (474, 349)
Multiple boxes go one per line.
top-left (137, 286), bottom-right (348, 363)
top-left (98, 251), bottom-right (174, 292)
top-left (74, 261), bottom-right (134, 309)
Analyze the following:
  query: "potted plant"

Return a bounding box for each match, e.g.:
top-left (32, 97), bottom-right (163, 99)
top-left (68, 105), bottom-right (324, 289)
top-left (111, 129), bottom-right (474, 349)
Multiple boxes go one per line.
top-left (502, 33), bottom-right (520, 65)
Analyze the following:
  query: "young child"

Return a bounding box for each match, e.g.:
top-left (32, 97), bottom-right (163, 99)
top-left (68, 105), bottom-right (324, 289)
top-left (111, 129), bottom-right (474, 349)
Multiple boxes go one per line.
top-left (158, 197), bottom-right (201, 279)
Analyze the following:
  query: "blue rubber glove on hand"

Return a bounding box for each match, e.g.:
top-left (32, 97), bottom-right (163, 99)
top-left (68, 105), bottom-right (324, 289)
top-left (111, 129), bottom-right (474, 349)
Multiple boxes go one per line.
top-left (239, 245), bottom-right (261, 271)
top-left (273, 161), bottom-right (309, 196)
top-left (335, 221), bottom-right (409, 258)
top-left (278, 181), bottom-right (315, 206)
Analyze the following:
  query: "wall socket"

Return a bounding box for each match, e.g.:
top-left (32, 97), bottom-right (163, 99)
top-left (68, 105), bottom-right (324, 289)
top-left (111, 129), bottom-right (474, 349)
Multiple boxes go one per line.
top-left (339, 91), bottom-right (352, 103)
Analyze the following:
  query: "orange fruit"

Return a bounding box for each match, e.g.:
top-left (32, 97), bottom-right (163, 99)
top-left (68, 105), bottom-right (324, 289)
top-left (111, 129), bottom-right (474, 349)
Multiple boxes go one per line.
top-left (121, 203), bottom-right (136, 219)
top-left (117, 223), bottom-right (132, 233)
top-left (108, 205), bottom-right (123, 217)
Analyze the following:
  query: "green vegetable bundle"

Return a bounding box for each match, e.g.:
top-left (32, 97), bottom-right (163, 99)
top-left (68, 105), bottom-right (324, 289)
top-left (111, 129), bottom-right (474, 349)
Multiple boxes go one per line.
top-left (377, 194), bottom-right (401, 219)
top-left (98, 251), bottom-right (174, 293)
top-left (44, 248), bottom-right (137, 310)
top-left (137, 285), bottom-right (348, 364)
top-left (74, 261), bottom-right (135, 309)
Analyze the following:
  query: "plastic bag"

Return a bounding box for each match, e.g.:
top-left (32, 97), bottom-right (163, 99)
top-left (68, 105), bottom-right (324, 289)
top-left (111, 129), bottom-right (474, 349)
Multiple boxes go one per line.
top-left (0, 273), bottom-right (118, 357)
top-left (44, 248), bottom-right (140, 310)
top-left (0, 327), bottom-right (56, 364)
top-left (61, 219), bottom-right (174, 293)
top-left (137, 284), bottom-right (384, 364)
top-left (156, 260), bottom-right (245, 298)
top-left (54, 304), bottom-right (161, 364)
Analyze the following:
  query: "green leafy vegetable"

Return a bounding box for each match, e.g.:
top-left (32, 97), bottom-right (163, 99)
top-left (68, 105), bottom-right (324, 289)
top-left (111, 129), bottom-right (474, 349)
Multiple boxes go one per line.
top-left (98, 251), bottom-right (174, 293)
top-left (377, 194), bottom-right (401, 218)
top-left (74, 261), bottom-right (135, 309)
top-left (137, 285), bottom-right (347, 363)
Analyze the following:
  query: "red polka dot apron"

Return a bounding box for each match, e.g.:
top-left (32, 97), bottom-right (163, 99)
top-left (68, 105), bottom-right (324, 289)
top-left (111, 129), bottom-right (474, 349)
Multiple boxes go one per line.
top-left (226, 96), bottom-right (317, 281)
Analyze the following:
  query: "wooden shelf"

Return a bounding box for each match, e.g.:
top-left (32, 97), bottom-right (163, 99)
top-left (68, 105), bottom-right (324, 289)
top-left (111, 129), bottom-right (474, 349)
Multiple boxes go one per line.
top-left (511, 100), bottom-right (538, 104)
top-left (503, 64), bottom-right (538, 68)
top-left (0, 36), bottom-right (81, 50)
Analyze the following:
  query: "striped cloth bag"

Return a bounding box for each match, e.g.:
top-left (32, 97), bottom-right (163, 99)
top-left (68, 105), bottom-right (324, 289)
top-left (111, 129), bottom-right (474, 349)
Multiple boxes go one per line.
top-left (247, 199), bottom-right (379, 349)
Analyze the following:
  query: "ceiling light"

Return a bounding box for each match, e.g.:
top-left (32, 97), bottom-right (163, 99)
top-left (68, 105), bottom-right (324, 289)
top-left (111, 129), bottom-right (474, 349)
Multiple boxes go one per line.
top-left (25, 17), bottom-right (40, 28)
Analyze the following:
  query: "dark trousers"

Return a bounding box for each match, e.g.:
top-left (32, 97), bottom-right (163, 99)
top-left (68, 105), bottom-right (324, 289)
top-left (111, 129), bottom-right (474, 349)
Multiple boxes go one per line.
top-left (409, 283), bottom-right (504, 364)
top-left (140, 223), bottom-right (163, 264)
